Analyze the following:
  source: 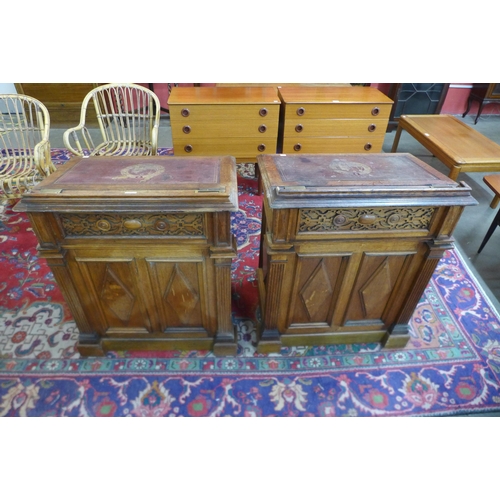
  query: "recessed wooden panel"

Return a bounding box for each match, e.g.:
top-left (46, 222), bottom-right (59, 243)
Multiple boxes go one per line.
top-left (285, 254), bottom-right (347, 329)
top-left (344, 253), bottom-right (409, 324)
top-left (147, 260), bottom-right (208, 333)
top-left (77, 259), bottom-right (151, 334)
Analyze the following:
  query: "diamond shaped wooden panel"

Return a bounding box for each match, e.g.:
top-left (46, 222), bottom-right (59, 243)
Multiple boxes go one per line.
top-left (100, 266), bottom-right (136, 322)
top-left (300, 260), bottom-right (334, 321)
top-left (359, 258), bottom-right (392, 318)
top-left (163, 265), bottom-right (200, 324)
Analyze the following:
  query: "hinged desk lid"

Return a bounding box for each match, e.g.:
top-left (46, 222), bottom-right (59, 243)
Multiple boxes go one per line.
top-left (257, 153), bottom-right (477, 209)
top-left (16, 156), bottom-right (238, 212)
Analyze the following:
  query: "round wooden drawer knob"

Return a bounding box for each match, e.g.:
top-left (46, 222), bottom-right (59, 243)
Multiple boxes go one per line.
top-left (364, 143), bottom-right (372, 151)
top-left (182, 125), bottom-right (191, 134)
top-left (258, 124), bottom-right (267, 133)
top-left (154, 220), bottom-right (169, 231)
top-left (293, 143), bottom-right (302, 151)
top-left (296, 107), bottom-right (305, 116)
top-left (371, 107), bottom-right (380, 116)
top-left (124, 219), bottom-right (142, 230)
top-left (96, 220), bottom-right (111, 232)
top-left (184, 145), bottom-right (193, 153)
top-left (295, 124), bottom-right (303, 133)
top-left (257, 144), bottom-right (266, 152)
top-left (259, 108), bottom-right (268, 117)
top-left (181, 108), bottom-right (190, 117)
top-left (368, 124), bottom-right (376, 132)
top-left (359, 214), bottom-right (377, 225)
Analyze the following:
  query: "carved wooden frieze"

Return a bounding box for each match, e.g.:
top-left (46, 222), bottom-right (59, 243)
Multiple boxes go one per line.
top-left (298, 207), bottom-right (435, 233)
top-left (59, 213), bottom-right (205, 237)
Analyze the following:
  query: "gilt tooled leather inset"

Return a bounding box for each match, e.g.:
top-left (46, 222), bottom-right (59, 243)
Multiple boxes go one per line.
top-left (54, 157), bottom-right (221, 186)
top-left (274, 155), bottom-right (444, 185)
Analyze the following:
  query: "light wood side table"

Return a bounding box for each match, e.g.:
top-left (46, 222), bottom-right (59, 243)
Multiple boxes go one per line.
top-left (391, 114), bottom-right (500, 181)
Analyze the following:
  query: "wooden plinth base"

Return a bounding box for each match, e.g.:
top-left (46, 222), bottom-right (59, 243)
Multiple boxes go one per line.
top-left (77, 328), bottom-right (238, 357)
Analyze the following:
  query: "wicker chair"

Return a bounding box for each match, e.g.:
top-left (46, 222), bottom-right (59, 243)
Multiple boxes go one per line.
top-left (1, 94), bottom-right (56, 201)
top-left (63, 83), bottom-right (161, 157)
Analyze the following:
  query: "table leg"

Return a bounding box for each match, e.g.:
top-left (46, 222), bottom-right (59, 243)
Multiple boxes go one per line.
top-left (449, 165), bottom-right (461, 181)
top-left (478, 208), bottom-right (500, 253)
top-left (391, 125), bottom-right (403, 152)
top-left (490, 195), bottom-right (499, 209)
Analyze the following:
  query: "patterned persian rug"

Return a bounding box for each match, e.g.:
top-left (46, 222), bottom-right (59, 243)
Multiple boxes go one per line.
top-left (1, 148), bottom-right (500, 416)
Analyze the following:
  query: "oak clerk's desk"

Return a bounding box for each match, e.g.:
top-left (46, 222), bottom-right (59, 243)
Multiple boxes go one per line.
top-left (256, 153), bottom-right (477, 353)
top-left (16, 155), bottom-right (239, 356)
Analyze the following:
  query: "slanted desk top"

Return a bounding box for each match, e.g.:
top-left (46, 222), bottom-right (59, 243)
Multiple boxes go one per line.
top-left (17, 155), bottom-right (238, 213)
top-left (257, 153), bottom-right (476, 209)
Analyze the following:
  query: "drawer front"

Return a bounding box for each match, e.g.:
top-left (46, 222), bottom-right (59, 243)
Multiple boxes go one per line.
top-left (282, 136), bottom-right (385, 154)
top-left (283, 118), bottom-right (388, 137)
top-left (171, 119), bottom-right (279, 140)
top-left (169, 104), bottom-right (280, 122)
top-left (173, 137), bottom-right (278, 157)
top-left (296, 207), bottom-right (435, 237)
top-left (59, 212), bottom-right (207, 238)
top-left (284, 103), bottom-right (392, 120)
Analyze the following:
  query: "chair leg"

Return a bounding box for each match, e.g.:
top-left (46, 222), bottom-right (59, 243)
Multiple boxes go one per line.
top-left (478, 209), bottom-right (500, 253)
top-left (475, 101), bottom-right (486, 125)
top-left (463, 95), bottom-right (473, 118)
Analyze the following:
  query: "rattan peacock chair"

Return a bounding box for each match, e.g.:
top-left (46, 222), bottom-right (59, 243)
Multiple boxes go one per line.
top-left (1, 93), bottom-right (56, 203)
top-left (63, 83), bottom-right (161, 157)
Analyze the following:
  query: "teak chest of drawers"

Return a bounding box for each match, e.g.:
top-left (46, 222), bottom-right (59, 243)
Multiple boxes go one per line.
top-left (168, 86), bottom-right (281, 162)
top-left (277, 86), bottom-right (393, 154)
top-left (256, 153), bottom-right (476, 353)
top-left (16, 155), bottom-right (239, 356)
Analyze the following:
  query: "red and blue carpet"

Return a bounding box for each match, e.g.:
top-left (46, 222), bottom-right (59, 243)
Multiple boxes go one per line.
top-left (1, 149), bottom-right (500, 416)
